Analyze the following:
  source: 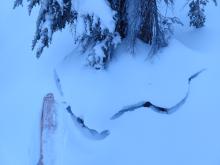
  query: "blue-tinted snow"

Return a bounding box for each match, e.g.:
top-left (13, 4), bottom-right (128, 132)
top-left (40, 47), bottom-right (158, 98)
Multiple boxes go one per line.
top-left (0, 1), bottom-right (220, 165)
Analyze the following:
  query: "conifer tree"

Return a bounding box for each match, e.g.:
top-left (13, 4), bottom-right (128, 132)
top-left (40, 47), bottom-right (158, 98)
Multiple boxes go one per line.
top-left (14, 0), bottom-right (176, 68)
top-left (108, 0), bottom-right (176, 54)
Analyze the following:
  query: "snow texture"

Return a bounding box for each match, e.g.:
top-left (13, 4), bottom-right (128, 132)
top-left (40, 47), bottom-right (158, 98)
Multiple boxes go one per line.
top-left (1, 1), bottom-right (220, 165)
top-left (111, 69), bottom-right (206, 120)
top-left (66, 106), bottom-right (110, 140)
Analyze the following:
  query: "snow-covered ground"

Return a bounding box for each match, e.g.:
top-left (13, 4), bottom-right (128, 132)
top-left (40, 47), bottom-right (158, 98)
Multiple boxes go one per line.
top-left (0, 1), bottom-right (220, 165)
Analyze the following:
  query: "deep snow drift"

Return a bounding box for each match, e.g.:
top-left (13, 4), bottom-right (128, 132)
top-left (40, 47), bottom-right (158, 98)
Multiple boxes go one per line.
top-left (0, 1), bottom-right (220, 165)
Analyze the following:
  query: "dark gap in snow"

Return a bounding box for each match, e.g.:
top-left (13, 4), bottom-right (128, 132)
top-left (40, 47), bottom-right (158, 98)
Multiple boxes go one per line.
top-left (111, 69), bottom-right (206, 120)
top-left (66, 106), bottom-right (110, 140)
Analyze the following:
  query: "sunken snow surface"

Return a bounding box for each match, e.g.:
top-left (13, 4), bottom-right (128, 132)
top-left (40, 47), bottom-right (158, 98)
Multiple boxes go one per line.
top-left (0, 1), bottom-right (220, 165)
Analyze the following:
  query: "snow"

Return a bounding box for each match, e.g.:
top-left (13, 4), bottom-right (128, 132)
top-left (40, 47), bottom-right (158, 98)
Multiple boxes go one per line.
top-left (1, 1), bottom-right (220, 165)
top-left (73, 0), bottom-right (116, 31)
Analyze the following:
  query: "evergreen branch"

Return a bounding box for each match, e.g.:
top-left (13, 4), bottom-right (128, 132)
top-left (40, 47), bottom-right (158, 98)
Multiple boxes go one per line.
top-left (13, 0), bottom-right (23, 9)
